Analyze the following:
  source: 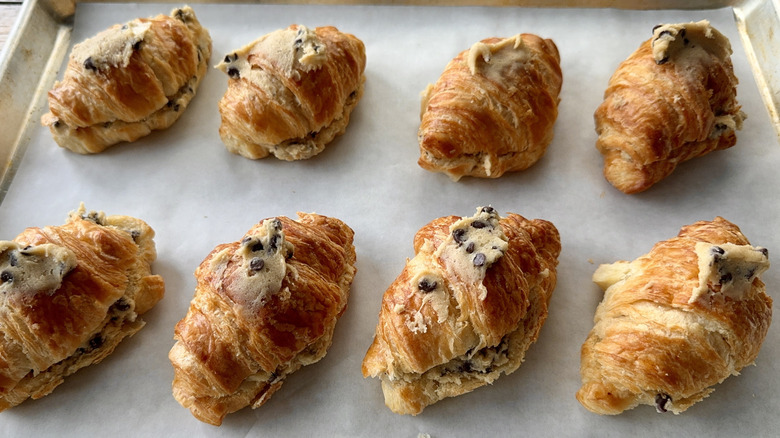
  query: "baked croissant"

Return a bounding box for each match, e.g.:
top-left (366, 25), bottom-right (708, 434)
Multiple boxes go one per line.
top-left (594, 21), bottom-right (744, 194)
top-left (216, 25), bottom-right (366, 160)
top-left (578, 217), bottom-right (771, 415)
top-left (40, 6), bottom-right (212, 154)
top-left (169, 213), bottom-right (356, 425)
top-left (418, 34), bottom-right (562, 180)
top-left (0, 205), bottom-right (165, 411)
top-left (362, 207), bottom-right (560, 415)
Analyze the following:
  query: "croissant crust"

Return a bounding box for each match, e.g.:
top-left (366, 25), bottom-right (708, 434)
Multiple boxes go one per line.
top-left (594, 21), bottom-right (743, 194)
top-left (216, 25), bottom-right (366, 160)
top-left (577, 217), bottom-right (772, 415)
top-left (418, 34), bottom-right (562, 180)
top-left (40, 6), bottom-right (212, 154)
top-left (0, 206), bottom-right (164, 411)
top-left (362, 208), bottom-right (560, 415)
top-left (169, 213), bottom-right (356, 425)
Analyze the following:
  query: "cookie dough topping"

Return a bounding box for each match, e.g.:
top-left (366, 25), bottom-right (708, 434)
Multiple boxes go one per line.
top-left (650, 20), bottom-right (731, 65)
top-left (0, 242), bottom-right (77, 296)
top-left (436, 206), bottom-right (508, 300)
top-left (231, 218), bottom-right (296, 308)
top-left (216, 25), bottom-right (326, 82)
top-left (467, 35), bottom-right (531, 80)
top-left (690, 242), bottom-right (769, 303)
top-left (71, 20), bottom-right (151, 72)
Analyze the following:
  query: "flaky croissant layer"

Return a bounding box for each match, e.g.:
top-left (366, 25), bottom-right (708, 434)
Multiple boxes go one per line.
top-left (594, 21), bottom-right (743, 194)
top-left (169, 213), bottom-right (356, 425)
top-left (0, 205), bottom-right (164, 411)
top-left (418, 34), bottom-right (562, 180)
top-left (216, 25), bottom-right (366, 161)
top-left (578, 217), bottom-right (771, 415)
top-left (363, 207), bottom-right (560, 415)
top-left (41, 6), bottom-right (212, 154)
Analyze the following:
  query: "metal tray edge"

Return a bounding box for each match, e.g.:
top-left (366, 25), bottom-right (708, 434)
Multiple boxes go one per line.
top-left (0, 0), bottom-right (72, 203)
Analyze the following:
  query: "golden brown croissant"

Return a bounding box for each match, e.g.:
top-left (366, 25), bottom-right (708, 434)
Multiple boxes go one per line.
top-left (578, 217), bottom-right (771, 415)
top-left (362, 207), bottom-right (560, 415)
top-left (169, 213), bottom-right (356, 425)
top-left (418, 34), bottom-right (562, 180)
top-left (40, 6), bottom-right (212, 154)
top-left (594, 21), bottom-right (744, 194)
top-left (0, 205), bottom-right (165, 411)
top-left (216, 25), bottom-right (366, 160)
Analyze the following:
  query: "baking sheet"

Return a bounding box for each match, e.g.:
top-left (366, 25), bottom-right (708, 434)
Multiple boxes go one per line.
top-left (1, 3), bottom-right (779, 437)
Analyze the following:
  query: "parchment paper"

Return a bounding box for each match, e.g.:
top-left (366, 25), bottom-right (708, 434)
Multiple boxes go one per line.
top-left (0, 3), bottom-right (778, 437)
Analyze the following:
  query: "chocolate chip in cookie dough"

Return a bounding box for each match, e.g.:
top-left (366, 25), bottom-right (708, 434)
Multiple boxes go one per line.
top-left (249, 257), bottom-right (264, 271)
top-left (83, 57), bottom-right (97, 71)
top-left (471, 220), bottom-right (487, 229)
top-left (418, 278), bottom-right (438, 293)
top-left (473, 253), bottom-right (487, 267)
top-left (132, 40), bottom-right (143, 51)
top-left (452, 228), bottom-right (467, 244)
top-left (228, 67), bottom-right (240, 79)
top-left (465, 242), bottom-right (475, 254)
top-left (0, 271), bottom-right (13, 283)
top-left (655, 393), bottom-right (672, 413)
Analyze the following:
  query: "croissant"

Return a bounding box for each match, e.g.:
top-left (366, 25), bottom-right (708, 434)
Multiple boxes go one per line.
top-left (594, 21), bottom-right (744, 194)
top-left (577, 217), bottom-right (771, 415)
top-left (362, 207), bottom-right (560, 415)
top-left (0, 205), bottom-right (165, 411)
top-left (216, 25), bottom-right (366, 160)
top-left (40, 6), bottom-right (212, 154)
top-left (169, 213), bottom-right (356, 425)
top-left (417, 34), bottom-right (562, 180)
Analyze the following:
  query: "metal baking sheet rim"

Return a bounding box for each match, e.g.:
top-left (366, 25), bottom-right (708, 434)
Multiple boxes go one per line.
top-left (0, 0), bottom-right (777, 206)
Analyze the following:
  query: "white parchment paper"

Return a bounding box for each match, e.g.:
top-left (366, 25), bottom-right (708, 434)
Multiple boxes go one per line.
top-left (0, 3), bottom-right (778, 437)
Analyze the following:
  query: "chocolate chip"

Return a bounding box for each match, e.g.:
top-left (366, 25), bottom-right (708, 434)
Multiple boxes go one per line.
top-left (480, 206), bottom-right (495, 214)
top-left (129, 230), bottom-right (140, 242)
top-left (683, 38), bottom-right (690, 46)
top-left (759, 247), bottom-right (769, 258)
top-left (656, 56), bottom-right (669, 65)
top-left (655, 393), bottom-right (671, 413)
top-left (418, 278), bottom-right (437, 293)
top-left (719, 273), bottom-right (733, 284)
top-left (294, 38), bottom-right (303, 46)
top-left (272, 219), bottom-right (283, 231)
top-left (121, 24), bottom-right (128, 30)
top-left (679, 28), bottom-right (687, 38)
top-left (89, 334), bottom-right (104, 350)
top-left (113, 298), bottom-right (131, 312)
top-left (473, 253), bottom-right (486, 267)
top-left (0, 271), bottom-right (13, 283)
top-left (658, 30), bottom-right (672, 38)
top-left (173, 103), bottom-right (180, 112)
top-left (711, 246), bottom-right (725, 255)
top-left (8, 252), bottom-right (18, 267)
top-left (53, 120), bottom-right (61, 128)
top-left (452, 228), bottom-right (467, 244)
top-left (652, 24), bottom-right (663, 33)
top-left (269, 235), bottom-right (281, 252)
top-left (228, 67), bottom-right (240, 79)
top-left (471, 220), bottom-right (487, 229)
top-left (174, 9), bottom-right (187, 22)
top-left (251, 241), bottom-right (264, 252)
top-left (132, 40), bottom-right (142, 51)
top-left (84, 57), bottom-right (97, 71)
top-left (249, 257), bottom-right (264, 271)
top-left (466, 242), bottom-right (475, 254)
top-left (224, 55), bottom-right (231, 63)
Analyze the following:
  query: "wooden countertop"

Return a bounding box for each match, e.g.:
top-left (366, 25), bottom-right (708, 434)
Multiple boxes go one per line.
top-left (0, 3), bottom-right (21, 54)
